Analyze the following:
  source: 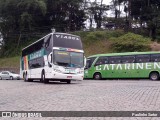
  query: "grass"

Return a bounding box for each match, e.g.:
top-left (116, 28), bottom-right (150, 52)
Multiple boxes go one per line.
top-left (74, 30), bottom-right (125, 57)
top-left (84, 40), bottom-right (112, 57)
top-left (0, 56), bottom-right (20, 68)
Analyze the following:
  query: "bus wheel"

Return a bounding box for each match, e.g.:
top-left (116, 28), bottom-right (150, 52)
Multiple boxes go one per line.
top-left (28, 79), bottom-right (33, 82)
top-left (149, 72), bottom-right (159, 81)
top-left (67, 80), bottom-right (71, 84)
top-left (41, 72), bottom-right (49, 84)
top-left (94, 73), bottom-right (102, 80)
top-left (24, 73), bottom-right (28, 82)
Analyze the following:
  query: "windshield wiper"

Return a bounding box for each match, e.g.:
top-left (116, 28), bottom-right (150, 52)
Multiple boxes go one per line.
top-left (70, 64), bottom-right (82, 68)
top-left (56, 62), bottom-right (69, 67)
top-left (55, 62), bottom-right (82, 68)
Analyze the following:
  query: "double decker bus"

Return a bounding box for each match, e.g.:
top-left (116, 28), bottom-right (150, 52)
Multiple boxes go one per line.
top-left (84, 52), bottom-right (160, 80)
top-left (20, 31), bottom-right (84, 84)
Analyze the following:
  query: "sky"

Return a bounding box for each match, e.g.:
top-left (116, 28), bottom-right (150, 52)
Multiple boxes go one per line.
top-left (94, 0), bottom-right (111, 5)
top-left (90, 0), bottom-right (112, 6)
top-left (102, 0), bottom-right (112, 5)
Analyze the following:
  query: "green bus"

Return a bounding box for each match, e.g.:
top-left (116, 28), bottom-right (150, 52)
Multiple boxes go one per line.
top-left (84, 51), bottom-right (160, 80)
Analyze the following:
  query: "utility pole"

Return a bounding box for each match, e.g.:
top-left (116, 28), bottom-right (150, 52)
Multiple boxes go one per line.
top-left (128, 0), bottom-right (132, 29)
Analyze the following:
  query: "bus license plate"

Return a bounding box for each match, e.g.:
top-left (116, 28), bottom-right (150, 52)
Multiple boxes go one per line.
top-left (67, 76), bottom-right (72, 78)
top-left (65, 69), bottom-right (75, 73)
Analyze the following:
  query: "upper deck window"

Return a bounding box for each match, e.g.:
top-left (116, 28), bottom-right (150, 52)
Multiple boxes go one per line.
top-left (53, 34), bottom-right (83, 50)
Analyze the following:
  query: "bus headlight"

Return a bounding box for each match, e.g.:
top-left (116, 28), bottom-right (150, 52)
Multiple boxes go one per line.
top-left (54, 69), bottom-right (62, 73)
top-left (77, 70), bottom-right (84, 74)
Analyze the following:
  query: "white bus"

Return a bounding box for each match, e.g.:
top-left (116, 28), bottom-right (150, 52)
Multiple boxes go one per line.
top-left (20, 31), bottom-right (84, 84)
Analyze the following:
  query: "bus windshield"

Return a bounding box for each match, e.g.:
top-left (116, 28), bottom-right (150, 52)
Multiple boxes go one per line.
top-left (54, 50), bottom-right (83, 68)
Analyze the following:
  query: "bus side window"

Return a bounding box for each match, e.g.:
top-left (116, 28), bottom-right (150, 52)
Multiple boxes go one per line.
top-left (35, 40), bottom-right (44, 52)
top-left (109, 56), bottom-right (121, 64)
top-left (121, 55), bottom-right (135, 63)
top-left (85, 57), bottom-right (97, 69)
top-left (85, 59), bottom-right (91, 69)
top-left (94, 57), bottom-right (108, 66)
top-left (151, 54), bottom-right (160, 62)
top-left (136, 55), bottom-right (150, 63)
top-left (44, 35), bottom-right (51, 48)
top-left (95, 59), bottom-right (103, 66)
top-left (44, 35), bottom-right (52, 53)
top-left (29, 57), bottom-right (44, 69)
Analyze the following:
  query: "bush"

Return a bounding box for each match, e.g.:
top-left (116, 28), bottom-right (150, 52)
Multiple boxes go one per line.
top-left (84, 30), bottom-right (124, 41)
top-left (109, 32), bottom-right (151, 52)
top-left (106, 29), bottom-right (125, 38)
top-left (85, 31), bottom-right (104, 41)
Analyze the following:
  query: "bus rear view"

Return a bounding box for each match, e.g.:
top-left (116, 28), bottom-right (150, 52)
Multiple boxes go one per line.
top-left (20, 31), bottom-right (84, 84)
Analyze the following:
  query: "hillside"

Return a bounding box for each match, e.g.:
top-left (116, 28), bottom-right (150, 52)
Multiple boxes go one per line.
top-left (0, 30), bottom-right (159, 69)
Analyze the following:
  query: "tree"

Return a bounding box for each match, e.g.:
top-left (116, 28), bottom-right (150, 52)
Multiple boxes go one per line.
top-left (0, 0), bottom-right (47, 34)
top-left (110, 0), bottom-right (121, 19)
top-left (109, 0), bottom-right (128, 29)
top-left (18, 0), bottom-right (47, 31)
top-left (0, 0), bottom-right (47, 56)
top-left (0, 0), bottom-right (86, 56)
top-left (130, 0), bottom-right (160, 39)
top-left (87, 0), bottom-right (109, 29)
top-left (45, 0), bottom-right (86, 32)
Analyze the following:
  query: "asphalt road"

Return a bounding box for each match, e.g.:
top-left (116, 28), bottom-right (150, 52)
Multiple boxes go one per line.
top-left (0, 79), bottom-right (160, 120)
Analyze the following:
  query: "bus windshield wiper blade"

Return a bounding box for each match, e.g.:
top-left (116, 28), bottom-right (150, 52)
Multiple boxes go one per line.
top-left (70, 64), bottom-right (81, 68)
top-left (56, 62), bottom-right (69, 67)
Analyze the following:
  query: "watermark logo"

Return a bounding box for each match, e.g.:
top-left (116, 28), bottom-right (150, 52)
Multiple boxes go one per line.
top-left (2, 112), bottom-right (11, 117)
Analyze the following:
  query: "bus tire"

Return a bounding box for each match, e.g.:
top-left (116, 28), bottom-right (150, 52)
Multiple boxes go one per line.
top-left (41, 71), bottom-right (49, 84)
top-left (28, 79), bottom-right (33, 82)
top-left (149, 72), bottom-right (159, 81)
top-left (24, 72), bottom-right (28, 82)
top-left (67, 80), bottom-right (71, 84)
top-left (93, 73), bottom-right (102, 80)
top-left (23, 73), bottom-right (25, 81)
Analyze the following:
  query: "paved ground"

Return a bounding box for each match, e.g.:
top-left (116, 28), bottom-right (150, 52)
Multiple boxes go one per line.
top-left (0, 79), bottom-right (160, 120)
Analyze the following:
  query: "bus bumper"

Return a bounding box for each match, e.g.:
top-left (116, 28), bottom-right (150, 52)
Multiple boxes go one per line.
top-left (51, 73), bottom-right (84, 81)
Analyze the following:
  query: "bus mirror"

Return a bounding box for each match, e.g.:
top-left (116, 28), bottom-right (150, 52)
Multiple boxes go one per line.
top-left (84, 56), bottom-right (86, 67)
top-left (48, 63), bottom-right (52, 67)
top-left (85, 59), bottom-right (91, 69)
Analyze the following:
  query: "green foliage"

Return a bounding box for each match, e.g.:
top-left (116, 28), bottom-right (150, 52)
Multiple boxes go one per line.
top-left (0, 35), bottom-right (40, 57)
top-left (104, 29), bottom-right (124, 38)
top-left (109, 33), bottom-right (151, 52)
top-left (0, 0), bottom-right (47, 33)
top-left (130, 0), bottom-right (160, 39)
top-left (72, 30), bottom-right (126, 56)
top-left (45, 0), bottom-right (86, 31)
top-left (0, 56), bottom-right (20, 68)
top-left (155, 28), bottom-right (160, 42)
top-left (72, 31), bottom-right (89, 40)
top-left (74, 29), bottom-right (125, 41)
top-left (0, 0), bottom-right (87, 57)
top-left (86, 31), bottom-right (104, 41)
top-left (88, 1), bottom-right (109, 29)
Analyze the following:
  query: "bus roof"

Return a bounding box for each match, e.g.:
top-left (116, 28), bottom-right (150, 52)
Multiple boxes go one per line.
top-left (88, 51), bottom-right (160, 58)
top-left (22, 33), bottom-right (52, 51)
top-left (22, 32), bottom-right (80, 51)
